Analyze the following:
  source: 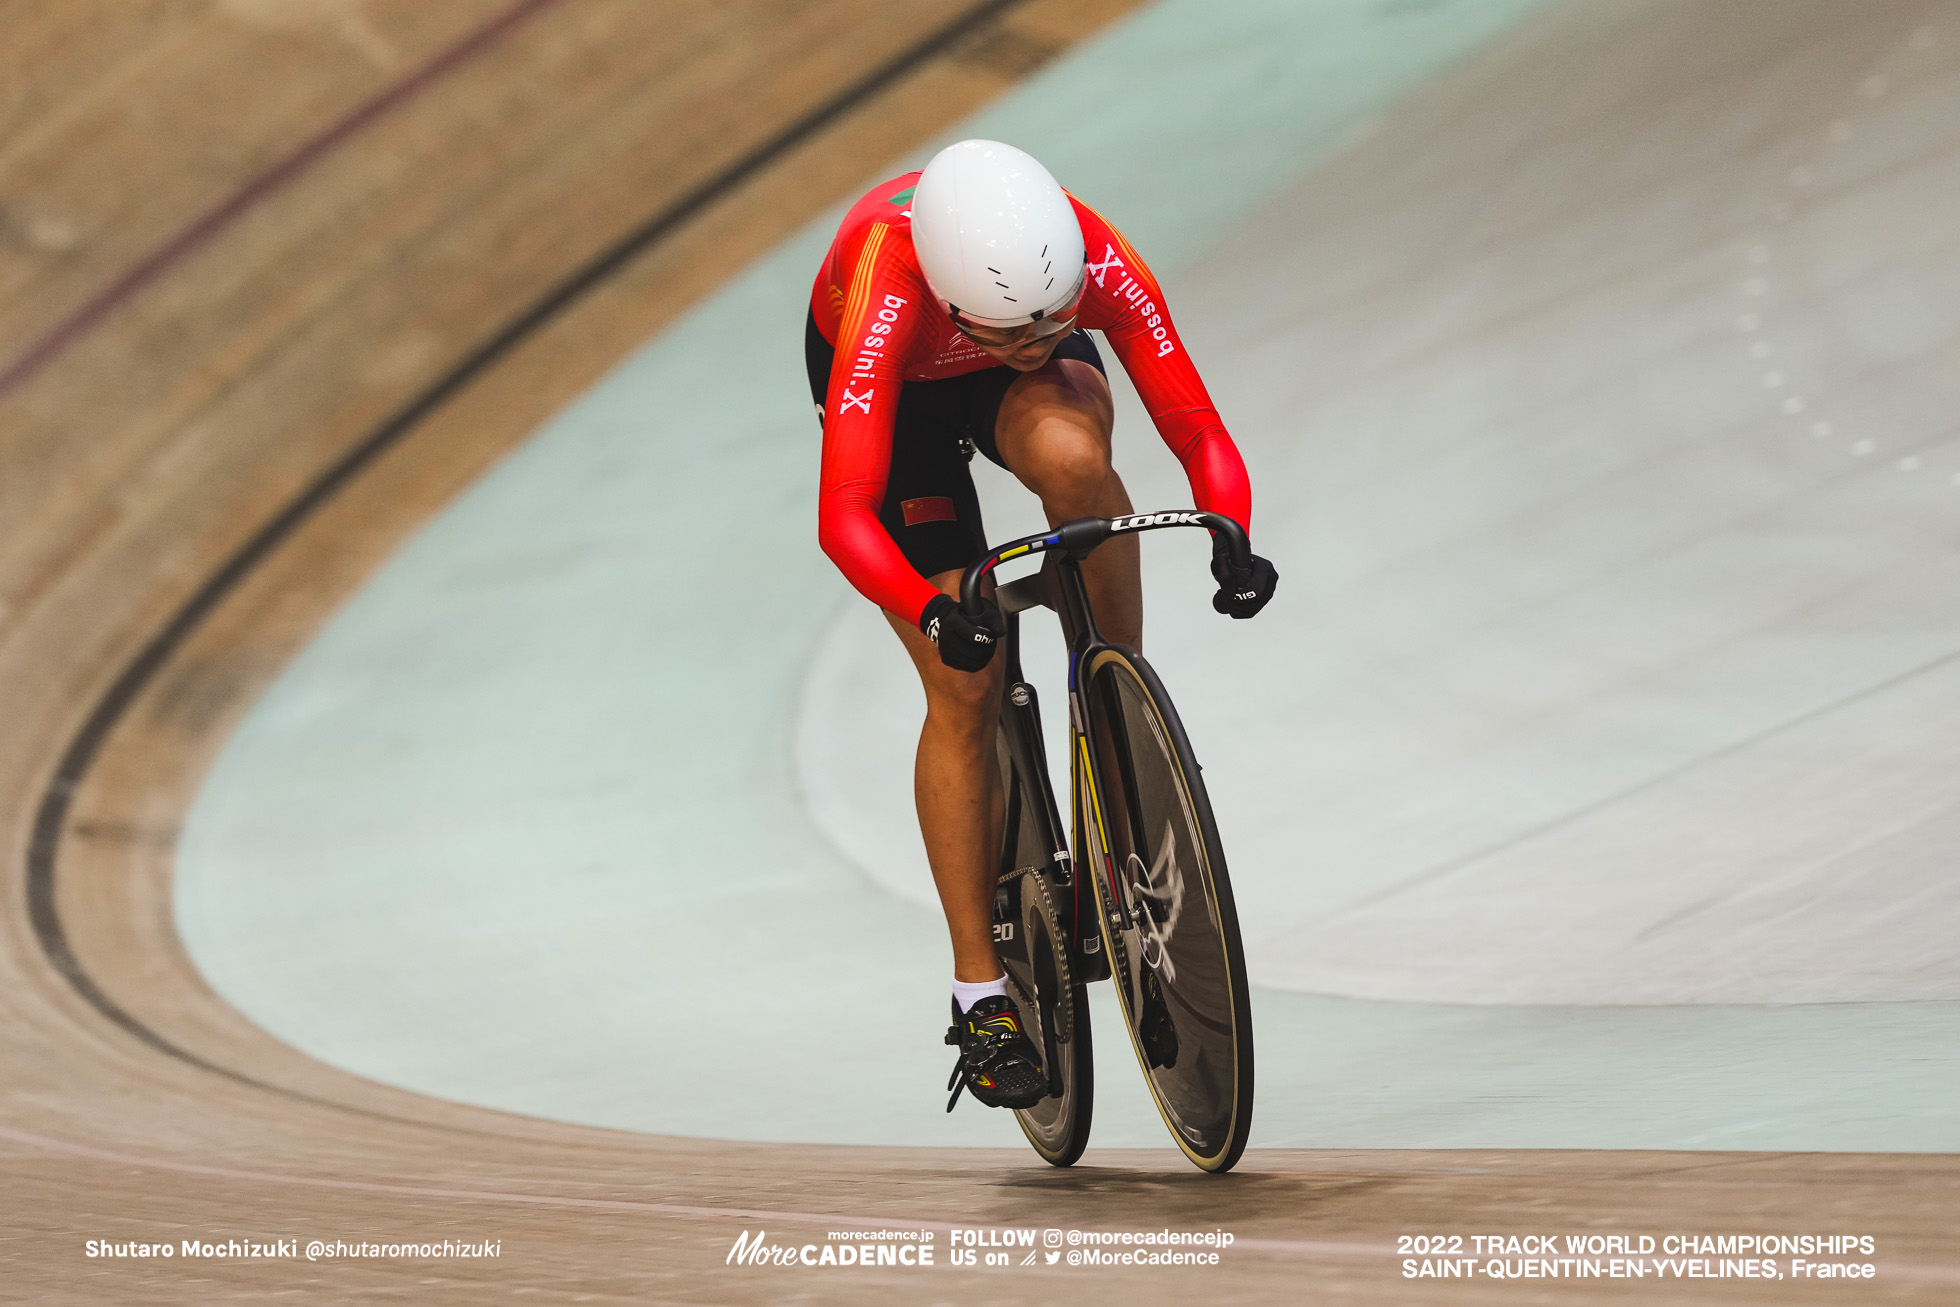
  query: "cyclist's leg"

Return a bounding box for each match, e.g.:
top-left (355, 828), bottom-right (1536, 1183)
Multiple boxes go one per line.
top-left (888, 587), bottom-right (1047, 1111)
top-left (809, 309), bottom-right (1021, 1003)
top-left (884, 575), bottom-right (1004, 984)
top-left (990, 354), bottom-right (1139, 647)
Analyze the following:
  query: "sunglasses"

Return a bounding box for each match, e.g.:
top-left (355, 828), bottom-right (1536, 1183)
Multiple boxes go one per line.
top-left (950, 273), bottom-right (1086, 349)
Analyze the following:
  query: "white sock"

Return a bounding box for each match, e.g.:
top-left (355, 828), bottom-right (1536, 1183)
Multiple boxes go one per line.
top-left (952, 975), bottom-right (1009, 1013)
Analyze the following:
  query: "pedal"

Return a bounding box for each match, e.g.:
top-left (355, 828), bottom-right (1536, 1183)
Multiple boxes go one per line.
top-left (1138, 969), bottom-right (1180, 1069)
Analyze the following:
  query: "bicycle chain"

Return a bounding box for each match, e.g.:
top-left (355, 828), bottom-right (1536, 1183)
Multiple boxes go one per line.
top-left (1001, 865), bottom-right (1074, 1046)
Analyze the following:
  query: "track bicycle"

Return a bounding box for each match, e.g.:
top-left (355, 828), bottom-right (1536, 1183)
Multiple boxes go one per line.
top-left (964, 510), bottom-right (1255, 1174)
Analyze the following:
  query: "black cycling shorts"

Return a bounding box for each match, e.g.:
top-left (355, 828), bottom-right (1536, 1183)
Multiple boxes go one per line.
top-left (805, 308), bottom-right (1106, 582)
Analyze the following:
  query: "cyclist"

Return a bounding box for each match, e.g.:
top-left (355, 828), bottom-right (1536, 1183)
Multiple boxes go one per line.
top-left (807, 139), bottom-right (1276, 1112)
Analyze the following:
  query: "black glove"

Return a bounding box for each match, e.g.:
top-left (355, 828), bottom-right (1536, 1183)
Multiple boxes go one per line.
top-left (1210, 541), bottom-right (1278, 619)
top-left (920, 593), bottom-right (1004, 671)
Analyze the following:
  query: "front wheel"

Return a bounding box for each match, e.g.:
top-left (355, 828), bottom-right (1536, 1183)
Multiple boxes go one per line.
top-left (1075, 647), bottom-right (1253, 1173)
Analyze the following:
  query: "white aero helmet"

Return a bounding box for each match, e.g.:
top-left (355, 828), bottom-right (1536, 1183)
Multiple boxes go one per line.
top-left (910, 139), bottom-right (1087, 329)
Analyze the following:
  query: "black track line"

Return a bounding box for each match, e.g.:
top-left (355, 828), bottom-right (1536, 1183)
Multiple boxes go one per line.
top-left (0, 0), bottom-right (566, 401)
top-left (23, 0), bottom-right (1029, 1113)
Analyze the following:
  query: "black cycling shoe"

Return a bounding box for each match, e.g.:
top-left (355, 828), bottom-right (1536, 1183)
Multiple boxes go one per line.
top-left (943, 995), bottom-right (1047, 1112)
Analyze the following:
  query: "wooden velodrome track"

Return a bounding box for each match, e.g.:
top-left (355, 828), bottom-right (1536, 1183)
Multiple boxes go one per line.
top-left (2, 1), bottom-right (1956, 1301)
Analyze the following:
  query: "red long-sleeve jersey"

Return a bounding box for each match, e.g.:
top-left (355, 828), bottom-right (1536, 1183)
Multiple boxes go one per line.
top-left (812, 172), bottom-right (1252, 626)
